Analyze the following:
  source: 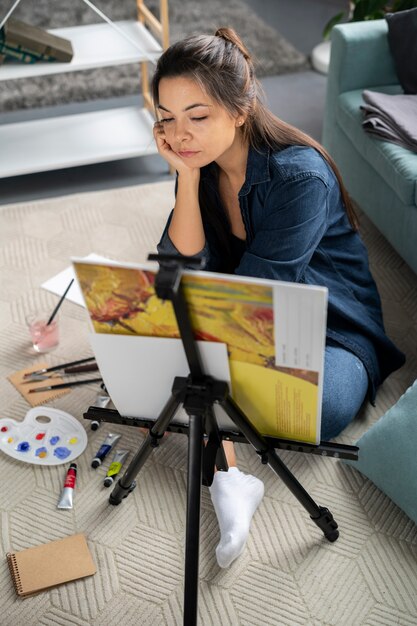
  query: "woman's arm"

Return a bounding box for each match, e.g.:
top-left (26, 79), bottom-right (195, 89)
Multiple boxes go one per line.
top-left (153, 121), bottom-right (205, 256)
top-left (168, 170), bottom-right (205, 255)
top-left (236, 174), bottom-right (330, 282)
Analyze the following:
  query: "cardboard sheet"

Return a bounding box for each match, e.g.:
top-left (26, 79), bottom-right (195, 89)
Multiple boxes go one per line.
top-left (8, 363), bottom-right (70, 406)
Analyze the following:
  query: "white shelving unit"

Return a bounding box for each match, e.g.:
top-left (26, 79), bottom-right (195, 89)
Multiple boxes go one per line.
top-left (1, 106), bottom-right (157, 177)
top-left (0, 2), bottom-right (169, 179)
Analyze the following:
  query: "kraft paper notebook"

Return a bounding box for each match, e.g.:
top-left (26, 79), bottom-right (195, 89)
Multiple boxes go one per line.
top-left (6, 533), bottom-right (96, 597)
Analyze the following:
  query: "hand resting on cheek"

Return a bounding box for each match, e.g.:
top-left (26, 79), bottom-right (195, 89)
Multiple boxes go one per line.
top-left (153, 120), bottom-right (200, 177)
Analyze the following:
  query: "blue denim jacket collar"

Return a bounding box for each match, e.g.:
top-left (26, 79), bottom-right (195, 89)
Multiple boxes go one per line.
top-left (201, 145), bottom-right (271, 196)
top-left (240, 145), bottom-right (271, 195)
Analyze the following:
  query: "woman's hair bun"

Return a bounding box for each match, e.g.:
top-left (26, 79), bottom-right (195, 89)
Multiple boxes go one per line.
top-left (215, 27), bottom-right (252, 62)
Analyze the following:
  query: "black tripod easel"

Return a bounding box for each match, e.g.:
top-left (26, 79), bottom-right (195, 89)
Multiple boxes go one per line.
top-left (84, 254), bottom-right (359, 626)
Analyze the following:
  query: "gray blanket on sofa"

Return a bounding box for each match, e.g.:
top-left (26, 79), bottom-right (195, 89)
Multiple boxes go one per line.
top-left (361, 90), bottom-right (417, 153)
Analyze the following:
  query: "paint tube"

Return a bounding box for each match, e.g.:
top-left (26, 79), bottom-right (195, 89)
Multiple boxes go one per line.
top-left (91, 433), bottom-right (121, 468)
top-left (57, 462), bottom-right (77, 509)
top-left (90, 393), bottom-right (111, 431)
top-left (103, 449), bottom-right (129, 488)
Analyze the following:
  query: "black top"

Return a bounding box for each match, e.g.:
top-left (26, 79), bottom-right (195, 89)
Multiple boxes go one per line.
top-left (227, 233), bottom-right (246, 273)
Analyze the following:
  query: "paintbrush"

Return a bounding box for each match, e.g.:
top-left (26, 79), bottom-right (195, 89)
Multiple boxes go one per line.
top-left (46, 278), bottom-right (74, 325)
top-left (28, 377), bottom-right (103, 393)
top-left (23, 356), bottom-right (96, 378)
top-left (23, 362), bottom-right (99, 382)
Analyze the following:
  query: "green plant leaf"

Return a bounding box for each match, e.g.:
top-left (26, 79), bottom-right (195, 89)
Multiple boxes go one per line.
top-left (391, 0), bottom-right (417, 9)
top-left (351, 0), bottom-right (417, 20)
top-left (323, 0), bottom-right (416, 38)
top-left (322, 11), bottom-right (346, 39)
top-left (352, 0), bottom-right (388, 21)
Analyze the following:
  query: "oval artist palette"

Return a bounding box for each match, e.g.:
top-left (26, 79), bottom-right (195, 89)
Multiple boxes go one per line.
top-left (0, 407), bottom-right (87, 466)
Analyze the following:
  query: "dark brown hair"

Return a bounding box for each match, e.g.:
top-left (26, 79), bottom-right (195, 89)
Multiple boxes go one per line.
top-left (152, 27), bottom-right (358, 234)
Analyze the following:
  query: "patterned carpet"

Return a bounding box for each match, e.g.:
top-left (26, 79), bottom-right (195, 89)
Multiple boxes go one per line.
top-left (1, 180), bottom-right (417, 625)
top-left (0, 0), bottom-right (308, 112)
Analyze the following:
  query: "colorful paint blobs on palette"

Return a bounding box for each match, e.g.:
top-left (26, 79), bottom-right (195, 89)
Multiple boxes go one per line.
top-left (35, 447), bottom-right (48, 458)
top-left (54, 447), bottom-right (71, 460)
top-left (0, 408), bottom-right (87, 465)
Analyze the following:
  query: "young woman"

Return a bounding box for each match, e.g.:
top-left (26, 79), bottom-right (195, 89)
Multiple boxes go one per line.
top-left (152, 28), bottom-right (405, 568)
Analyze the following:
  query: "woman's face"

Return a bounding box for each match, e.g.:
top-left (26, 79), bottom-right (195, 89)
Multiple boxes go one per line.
top-left (157, 75), bottom-right (244, 168)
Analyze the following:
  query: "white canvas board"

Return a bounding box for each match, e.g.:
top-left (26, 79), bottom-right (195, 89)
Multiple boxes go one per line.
top-left (273, 283), bottom-right (327, 372)
top-left (273, 283), bottom-right (327, 444)
top-left (89, 333), bottom-right (237, 430)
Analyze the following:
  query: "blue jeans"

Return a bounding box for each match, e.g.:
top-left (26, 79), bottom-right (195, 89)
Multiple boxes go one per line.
top-left (321, 344), bottom-right (369, 441)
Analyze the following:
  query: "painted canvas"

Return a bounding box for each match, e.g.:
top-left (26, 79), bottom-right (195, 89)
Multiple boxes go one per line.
top-left (73, 261), bottom-right (327, 444)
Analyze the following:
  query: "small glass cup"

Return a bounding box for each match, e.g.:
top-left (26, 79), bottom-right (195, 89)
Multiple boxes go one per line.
top-left (26, 312), bottom-right (60, 353)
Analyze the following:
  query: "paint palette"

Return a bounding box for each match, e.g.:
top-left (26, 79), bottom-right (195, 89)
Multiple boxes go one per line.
top-left (0, 407), bottom-right (87, 466)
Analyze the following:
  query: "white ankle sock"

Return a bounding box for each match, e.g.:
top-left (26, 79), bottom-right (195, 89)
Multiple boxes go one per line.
top-left (209, 467), bottom-right (264, 568)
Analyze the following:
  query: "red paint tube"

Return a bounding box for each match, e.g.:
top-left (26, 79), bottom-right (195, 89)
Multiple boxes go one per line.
top-left (57, 463), bottom-right (77, 509)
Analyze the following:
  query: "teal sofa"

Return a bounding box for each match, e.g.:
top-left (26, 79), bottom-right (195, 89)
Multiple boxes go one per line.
top-left (322, 20), bottom-right (417, 275)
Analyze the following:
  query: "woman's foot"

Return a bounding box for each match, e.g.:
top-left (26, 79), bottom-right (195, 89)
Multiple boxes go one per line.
top-left (209, 467), bottom-right (264, 568)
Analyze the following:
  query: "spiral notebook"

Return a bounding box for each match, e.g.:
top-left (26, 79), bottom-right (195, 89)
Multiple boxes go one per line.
top-left (6, 533), bottom-right (96, 597)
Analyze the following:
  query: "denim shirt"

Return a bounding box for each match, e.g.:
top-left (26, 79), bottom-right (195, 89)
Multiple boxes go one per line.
top-left (157, 144), bottom-right (405, 400)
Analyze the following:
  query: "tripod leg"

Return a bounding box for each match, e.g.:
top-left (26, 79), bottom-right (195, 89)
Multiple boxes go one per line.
top-left (221, 396), bottom-right (339, 542)
top-left (109, 393), bottom-right (181, 505)
top-left (201, 406), bottom-right (228, 487)
top-left (183, 413), bottom-right (204, 626)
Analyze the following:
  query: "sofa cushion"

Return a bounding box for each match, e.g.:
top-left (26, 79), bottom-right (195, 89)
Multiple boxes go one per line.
top-left (386, 8), bottom-right (417, 94)
top-left (336, 86), bottom-right (417, 207)
top-left (343, 380), bottom-right (417, 525)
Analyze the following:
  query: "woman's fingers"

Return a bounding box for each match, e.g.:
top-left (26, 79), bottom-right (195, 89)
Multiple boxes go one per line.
top-left (152, 120), bottom-right (198, 175)
top-left (153, 121), bottom-right (182, 169)
top-left (153, 122), bottom-right (174, 155)
top-left (153, 121), bottom-right (166, 145)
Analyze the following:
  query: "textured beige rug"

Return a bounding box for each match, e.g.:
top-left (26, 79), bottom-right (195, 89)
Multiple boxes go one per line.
top-left (1, 180), bottom-right (417, 626)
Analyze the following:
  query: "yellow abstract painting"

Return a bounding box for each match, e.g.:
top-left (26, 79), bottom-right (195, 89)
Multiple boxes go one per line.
top-left (74, 262), bottom-right (320, 443)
